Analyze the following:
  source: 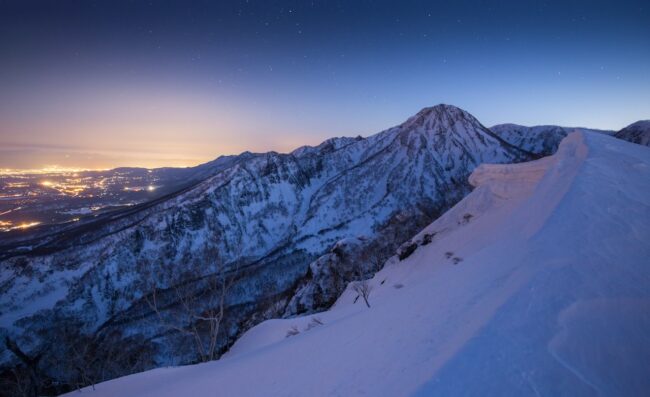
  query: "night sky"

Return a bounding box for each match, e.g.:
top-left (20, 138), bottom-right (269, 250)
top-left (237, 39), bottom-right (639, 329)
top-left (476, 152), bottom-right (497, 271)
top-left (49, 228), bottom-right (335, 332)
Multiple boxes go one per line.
top-left (1, 0), bottom-right (649, 169)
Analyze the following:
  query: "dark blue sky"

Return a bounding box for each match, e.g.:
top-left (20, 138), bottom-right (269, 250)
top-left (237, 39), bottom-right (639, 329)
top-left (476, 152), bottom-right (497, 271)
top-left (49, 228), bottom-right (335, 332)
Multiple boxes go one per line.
top-left (1, 0), bottom-right (649, 169)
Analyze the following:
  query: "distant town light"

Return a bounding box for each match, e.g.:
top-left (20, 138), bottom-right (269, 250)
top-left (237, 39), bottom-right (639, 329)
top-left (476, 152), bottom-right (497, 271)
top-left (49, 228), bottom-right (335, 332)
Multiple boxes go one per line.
top-left (9, 221), bottom-right (41, 231)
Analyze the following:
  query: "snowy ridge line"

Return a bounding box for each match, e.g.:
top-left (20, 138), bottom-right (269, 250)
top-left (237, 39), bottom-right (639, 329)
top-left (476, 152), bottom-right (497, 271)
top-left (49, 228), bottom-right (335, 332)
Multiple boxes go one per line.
top-left (64, 131), bottom-right (650, 396)
top-left (403, 132), bottom-right (587, 252)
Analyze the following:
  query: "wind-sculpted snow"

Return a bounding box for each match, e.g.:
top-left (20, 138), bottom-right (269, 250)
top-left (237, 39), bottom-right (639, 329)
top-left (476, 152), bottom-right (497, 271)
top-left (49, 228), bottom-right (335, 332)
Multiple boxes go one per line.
top-left (0, 104), bottom-right (530, 392)
top-left (70, 132), bottom-right (650, 397)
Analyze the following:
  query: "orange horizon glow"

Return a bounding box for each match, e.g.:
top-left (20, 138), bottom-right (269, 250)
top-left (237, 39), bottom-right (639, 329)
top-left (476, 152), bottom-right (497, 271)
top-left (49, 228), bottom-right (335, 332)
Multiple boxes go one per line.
top-left (0, 167), bottom-right (111, 176)
top-left (0, 83), bottom-right (344, 171)
top-left (0, 132), bottom-right (332, 172)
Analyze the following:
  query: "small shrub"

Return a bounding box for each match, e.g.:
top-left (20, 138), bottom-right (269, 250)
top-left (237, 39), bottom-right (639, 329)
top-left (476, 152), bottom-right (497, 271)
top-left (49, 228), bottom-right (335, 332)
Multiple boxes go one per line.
top-left (458, 213), bottom-right (474, 225)
top-left (305, 317), bottom-right (324, 331)
top-left (422, 232), bottom-right (436, 245)
top-left (286, 325), bottom-right (300, 338)
top-left (452, 257), bottom-right (463, 265)
top-left (445, 251), bottom-right (454, 259)
top-left (393, 283), bottom-right (404, 289)
top-left (398, 243), bottom-right (418, 260)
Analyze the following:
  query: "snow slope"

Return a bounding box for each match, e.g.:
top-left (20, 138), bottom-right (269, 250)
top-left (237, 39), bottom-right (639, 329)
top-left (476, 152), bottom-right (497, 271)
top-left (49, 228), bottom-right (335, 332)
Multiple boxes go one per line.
top-left (490, 123), bottom-right (613, 156)
top-left (64, 131), bottom-right (650, 397)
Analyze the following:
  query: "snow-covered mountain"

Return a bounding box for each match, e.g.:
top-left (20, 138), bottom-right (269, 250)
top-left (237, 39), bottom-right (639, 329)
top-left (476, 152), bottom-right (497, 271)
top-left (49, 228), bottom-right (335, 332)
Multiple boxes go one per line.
top-left (490, 123), bottom-right (613, 156)
top-left (0, 105), bottom-right (531, 394)
top-left (69, 131), bottom-right (650, 397)
top-left (615, 120), bottom-right (650, 146)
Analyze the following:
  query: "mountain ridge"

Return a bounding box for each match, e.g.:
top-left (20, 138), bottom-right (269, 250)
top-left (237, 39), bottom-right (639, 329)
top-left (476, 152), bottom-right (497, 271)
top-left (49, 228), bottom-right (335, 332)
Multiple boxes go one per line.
top-left (64, 131), bottom-right (650, 397)
top-left (1, 105), bottom-right (527, 391)
top-left (2, 105), bottom-right (646, 396)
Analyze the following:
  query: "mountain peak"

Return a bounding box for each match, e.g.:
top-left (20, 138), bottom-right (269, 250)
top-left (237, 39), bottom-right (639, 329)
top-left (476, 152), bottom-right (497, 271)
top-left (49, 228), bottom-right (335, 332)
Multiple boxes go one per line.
top-left (417, 103), bottom-right (465, 114)
top-left (401, 104), bottom-right (479, 131)
top-left (418, 103), bottom-right (473, 116)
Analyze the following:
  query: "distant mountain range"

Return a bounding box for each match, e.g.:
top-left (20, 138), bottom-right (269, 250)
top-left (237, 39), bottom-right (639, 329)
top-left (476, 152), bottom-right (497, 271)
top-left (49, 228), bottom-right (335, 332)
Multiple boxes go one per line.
top-left (0, 105), bottom-right (648, 396)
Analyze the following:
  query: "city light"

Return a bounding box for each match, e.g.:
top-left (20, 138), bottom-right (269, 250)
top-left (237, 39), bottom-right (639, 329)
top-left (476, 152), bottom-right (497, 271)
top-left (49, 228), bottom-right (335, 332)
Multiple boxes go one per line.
top-left (0, 167), bottom-right (164, 232)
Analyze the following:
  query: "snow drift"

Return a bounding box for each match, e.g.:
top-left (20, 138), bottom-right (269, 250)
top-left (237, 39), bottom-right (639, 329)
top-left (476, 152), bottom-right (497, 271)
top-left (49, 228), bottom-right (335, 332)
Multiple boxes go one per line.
top-left (65, 131), bottom-right (650, 397)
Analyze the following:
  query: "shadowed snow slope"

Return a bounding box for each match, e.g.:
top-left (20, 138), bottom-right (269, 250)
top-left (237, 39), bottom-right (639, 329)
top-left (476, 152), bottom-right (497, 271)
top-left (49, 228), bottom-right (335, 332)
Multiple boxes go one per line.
top-left (67, 132), bottom-right (650, 397)
top-left (615, 120), bottom-right (650, 146)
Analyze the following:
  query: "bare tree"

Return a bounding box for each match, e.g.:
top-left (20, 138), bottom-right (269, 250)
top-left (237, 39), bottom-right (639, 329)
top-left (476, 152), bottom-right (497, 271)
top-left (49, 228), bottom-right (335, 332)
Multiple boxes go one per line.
top-left (353, 280), bottom-right (373, 308)
top-left (68, 334), bottom-right (98, 391)
top-left (7, 367), bottom-right (32, 397)
top-left (4, 337), bottom-right (42, 397)
top-left (366, 249), bottom-right (386, 272)
top-left (359, 241), bottom-right (393, 275)
top-left (146, 246), bottom-right (238, 363)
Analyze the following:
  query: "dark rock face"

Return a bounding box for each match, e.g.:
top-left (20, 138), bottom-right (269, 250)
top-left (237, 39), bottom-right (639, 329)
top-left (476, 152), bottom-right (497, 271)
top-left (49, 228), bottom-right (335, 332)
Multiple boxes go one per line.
top-left (0, 104), bottom-right (531, 395)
